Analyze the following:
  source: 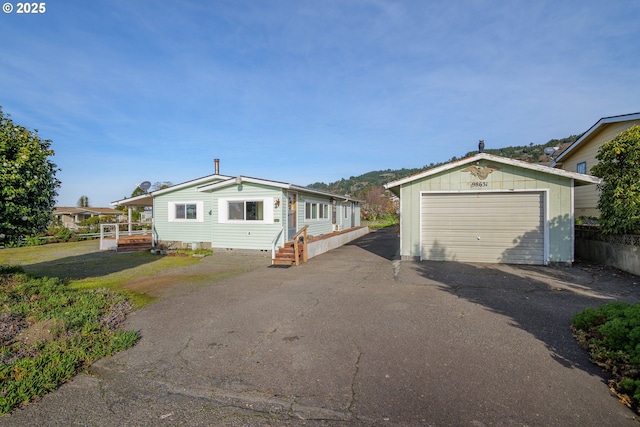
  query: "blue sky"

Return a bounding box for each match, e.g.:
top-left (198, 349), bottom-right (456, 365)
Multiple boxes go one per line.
top-left (2, 0), bottom-right (639, 207)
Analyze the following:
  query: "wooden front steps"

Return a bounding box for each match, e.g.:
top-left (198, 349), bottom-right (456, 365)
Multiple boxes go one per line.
top-left (273, 242), bottom-right (305, 266)
top-left (116, 235), bottom-right (153, 253)
top-left (273, 226), bottom-right (309, 266)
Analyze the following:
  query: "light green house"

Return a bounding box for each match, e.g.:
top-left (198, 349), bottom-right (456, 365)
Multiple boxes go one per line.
top-left (384, 153), bottom-right (600, 265)
top-left (112, 169), bottom-right (362, 253)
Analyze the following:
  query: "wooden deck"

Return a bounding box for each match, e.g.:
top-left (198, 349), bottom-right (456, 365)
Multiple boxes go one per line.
top-left (116, 235), bottom-right (153, 253)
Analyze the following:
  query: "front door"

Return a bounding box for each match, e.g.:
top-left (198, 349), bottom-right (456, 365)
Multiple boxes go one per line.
top-left (287, 192), bottom-right (297, 241)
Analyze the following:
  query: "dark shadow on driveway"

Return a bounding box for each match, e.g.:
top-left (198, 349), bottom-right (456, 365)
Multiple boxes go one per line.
top-left (414, 260), bottom-right (640, 380)
top-left (347, 226), bottom-right (399, 260)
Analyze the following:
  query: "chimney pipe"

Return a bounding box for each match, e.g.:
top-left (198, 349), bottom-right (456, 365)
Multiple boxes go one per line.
top-left (214, 158), bottom-right (220, 175)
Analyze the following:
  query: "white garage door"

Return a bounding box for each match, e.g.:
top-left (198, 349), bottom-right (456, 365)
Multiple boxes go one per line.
top-left (420, 192), bottom-right (545, 265)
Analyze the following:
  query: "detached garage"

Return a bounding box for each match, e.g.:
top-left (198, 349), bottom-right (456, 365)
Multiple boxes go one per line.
top-left (385, 153), bottom-right (601, 265)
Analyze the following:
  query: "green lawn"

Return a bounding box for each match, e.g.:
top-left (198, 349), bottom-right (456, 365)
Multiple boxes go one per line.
top-left (0, 240), bottom-right (258, 413)
top-left (0, 240), bottom-right (201, 307)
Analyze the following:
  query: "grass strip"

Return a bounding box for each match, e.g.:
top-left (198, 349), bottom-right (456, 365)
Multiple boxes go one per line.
top-left (0, 265), bottom-right (139, 414)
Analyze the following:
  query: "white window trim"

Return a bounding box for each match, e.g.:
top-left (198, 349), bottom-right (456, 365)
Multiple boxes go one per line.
top-left (218, 197), bottom-right (274, 224)
top-left (305, 200), bottom-right (331, 222)
top-left (168, 201), bottom-right (204, 223)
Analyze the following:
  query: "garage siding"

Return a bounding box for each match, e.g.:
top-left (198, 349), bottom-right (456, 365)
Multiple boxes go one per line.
top-left (421, 192), bottom-right (545, 264)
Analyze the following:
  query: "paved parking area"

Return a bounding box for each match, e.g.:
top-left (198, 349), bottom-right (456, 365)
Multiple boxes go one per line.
top-left (2, 229), bottom-right (639, 426)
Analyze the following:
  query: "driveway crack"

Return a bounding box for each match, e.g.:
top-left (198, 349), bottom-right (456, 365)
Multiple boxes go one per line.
top-left (347, 340), bottom-right (362, 415)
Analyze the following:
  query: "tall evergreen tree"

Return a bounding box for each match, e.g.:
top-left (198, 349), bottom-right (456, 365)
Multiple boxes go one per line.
top-left (77, 195), bottom-right (90, 207)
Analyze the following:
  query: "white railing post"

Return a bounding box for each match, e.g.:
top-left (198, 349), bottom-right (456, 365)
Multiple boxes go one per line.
top-left (127, 207), bottom-right (132, 236)
top-left (271, 227), bottom-right (284, 263)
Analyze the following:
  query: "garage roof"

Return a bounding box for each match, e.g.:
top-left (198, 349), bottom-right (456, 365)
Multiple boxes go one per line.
top-left (384, 153), bottom-right (601, 191)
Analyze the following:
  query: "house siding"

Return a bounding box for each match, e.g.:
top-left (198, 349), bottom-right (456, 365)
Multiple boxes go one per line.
top-left (337, 202), bottom-right (353, 229)
top-left (298, 193), bottom-right (335, 236)
top-left (211, 183), bottom-right (284, 250)
top-left (154, 182), bottom-right (218, 248)
top-left (556, 119), bottom-right (640, 217)
top-left (398, 160), bottom-right (574, 263)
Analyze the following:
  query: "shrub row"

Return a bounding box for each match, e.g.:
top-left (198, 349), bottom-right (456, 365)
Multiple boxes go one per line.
top-left (572, 302), bottom-right (640, 411)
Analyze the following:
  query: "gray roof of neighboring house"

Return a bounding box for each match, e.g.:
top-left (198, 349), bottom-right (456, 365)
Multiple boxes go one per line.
top-left (54, 207), bottom-right (124, 215)
top-left (551, 112), bottom-right (640, 166)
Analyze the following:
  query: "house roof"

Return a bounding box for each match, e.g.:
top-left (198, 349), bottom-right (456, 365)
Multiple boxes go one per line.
top-left (551, 112), bottom-right (640, 166)
top-left (111, 173), bottom-right (233, 207)
top-left (111, 193), bottom-right (154, 207)
top-left (197, 175), bottom-right (364, 203)
top-left (112, 173), bottom-right (363, 206)
top-left (384, 153), bottom-right (601, 191)
top-left (54, 207), bottom-right (124, 215)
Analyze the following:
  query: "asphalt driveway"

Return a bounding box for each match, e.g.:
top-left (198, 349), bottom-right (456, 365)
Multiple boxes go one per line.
top-left (2, 228), bottom-right (639, 426)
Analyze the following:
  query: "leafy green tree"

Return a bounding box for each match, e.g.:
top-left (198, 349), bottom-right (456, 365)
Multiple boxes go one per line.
top-left (591, 125), bottom-right (640, 235)
top-left (130, 186), bottom-right (146, 198)
top-left (77, 215), bottom-right (117, 233)
top-left (151, 181), bottom-right (172, 191)
top-left (77, 195), bottom-right (90, 207)
top-left (0, 108), bottom-right (60, 245)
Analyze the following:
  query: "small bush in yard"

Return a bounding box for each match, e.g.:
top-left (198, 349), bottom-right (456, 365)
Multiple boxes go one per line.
top-left (572, 302), bottom-right (640, 411)
top-left (0, 265), bottom-right (139, 414)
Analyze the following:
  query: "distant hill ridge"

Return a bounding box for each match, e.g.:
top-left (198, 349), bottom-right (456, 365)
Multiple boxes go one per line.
top-left (307, 135), bottom-right (578, 198)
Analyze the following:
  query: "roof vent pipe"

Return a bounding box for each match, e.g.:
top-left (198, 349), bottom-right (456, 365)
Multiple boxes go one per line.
top-left (214, 158), bottom-right (220, 175)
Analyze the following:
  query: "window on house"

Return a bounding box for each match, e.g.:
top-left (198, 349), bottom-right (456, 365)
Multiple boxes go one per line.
top-left (175, 203), bottom-right (198, 220)
top-left (344, 205), bottom-right (349, 218)
top-left (305, 202), bottom-right (329, 220)
top-left (576, 162), bottom-right (587, 174)
top-left (168, 201), bottom-right (204, 222)
top-left (305, 202), bottom-right (317, 220)
top-left (228, 200), bottom-right (264, 221)
top-left (319, 203), bottom-right (329, 219)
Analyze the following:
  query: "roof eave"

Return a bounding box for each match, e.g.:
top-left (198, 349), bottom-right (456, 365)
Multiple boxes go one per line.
top-left (111, 194), bottom-right (153, 207)
top-left (384, 153), bottom-right (602, 189)
top-left (553, 112), bottom-right (640, 164)
top-left (197, 176), bottom-right (364, 203)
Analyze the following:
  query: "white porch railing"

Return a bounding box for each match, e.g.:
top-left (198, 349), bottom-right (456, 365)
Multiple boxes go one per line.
top-left (271, 227), bottom-right (284, 262)
top-left (99, 223), bottom-right (153, 251)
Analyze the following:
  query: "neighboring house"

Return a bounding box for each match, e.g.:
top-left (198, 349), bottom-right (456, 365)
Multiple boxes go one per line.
top-left (111, 168), bottom-right (362, 252)
top-left (551, 112), bottom-right (640, 218)
top-left (384, 153), bottom-right (600, 265)
top-left (53, 207), bottom-right (125, 230)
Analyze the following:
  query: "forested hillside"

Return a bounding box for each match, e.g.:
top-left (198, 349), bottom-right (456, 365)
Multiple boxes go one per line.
top-left (308, 135), bottom-right (578, 199)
